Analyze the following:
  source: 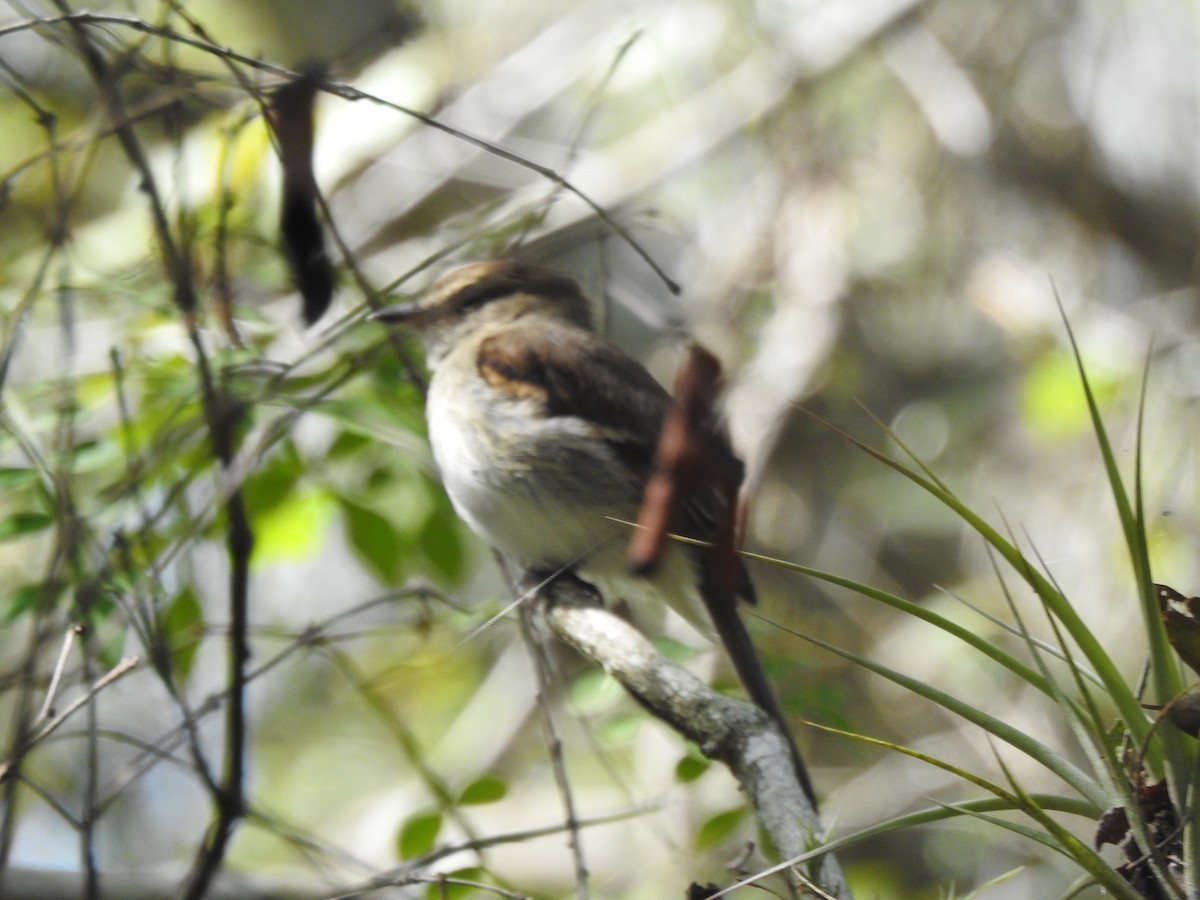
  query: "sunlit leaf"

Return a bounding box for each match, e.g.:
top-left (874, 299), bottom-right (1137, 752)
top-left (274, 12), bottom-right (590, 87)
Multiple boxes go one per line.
top-left (567, 669), bottom-right (622, 714)
top-left (1019, 349), bottom-right (1115, 442)
top-left (253, 488), bottom-right (334, 565)
top-left (597, 712), bottom-right (643, 746)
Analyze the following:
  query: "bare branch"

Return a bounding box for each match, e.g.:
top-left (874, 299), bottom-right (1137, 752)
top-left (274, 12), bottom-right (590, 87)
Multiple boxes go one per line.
top-left (0, 655), bottom-right (141, 784)
top-left (537, 575), bottom-right (848, 897)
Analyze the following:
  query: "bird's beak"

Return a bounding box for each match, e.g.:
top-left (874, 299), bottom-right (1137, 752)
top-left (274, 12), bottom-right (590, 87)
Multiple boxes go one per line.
top-left (369, 300), bottom-right (427, 324)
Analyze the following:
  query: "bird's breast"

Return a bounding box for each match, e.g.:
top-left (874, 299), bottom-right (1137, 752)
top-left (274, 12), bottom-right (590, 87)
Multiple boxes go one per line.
top-left (425, 355), bottom-right (641, 571)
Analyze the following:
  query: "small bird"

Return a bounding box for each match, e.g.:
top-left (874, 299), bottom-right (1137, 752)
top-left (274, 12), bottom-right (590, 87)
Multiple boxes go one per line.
top-left (372, 260), bottom-right (815, 804)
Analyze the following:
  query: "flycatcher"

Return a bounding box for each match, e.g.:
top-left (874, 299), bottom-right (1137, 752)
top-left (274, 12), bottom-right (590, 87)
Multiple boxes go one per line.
top-left (372, 260), bottom-right (815, 804)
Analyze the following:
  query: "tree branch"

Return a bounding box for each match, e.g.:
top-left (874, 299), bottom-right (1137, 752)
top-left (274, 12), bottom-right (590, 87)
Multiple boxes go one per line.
top-left (536, 574), bottom-right (849, 898)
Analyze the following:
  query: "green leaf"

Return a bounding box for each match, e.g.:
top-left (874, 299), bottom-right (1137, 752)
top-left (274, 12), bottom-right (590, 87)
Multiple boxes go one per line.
top-left (341, 499), bottom-right (404, 583)
top-left (458, 775), bottom-right (507, 805)
top-left (674, 752), bottom-right (710, 783)
top-left (1019, 349), bottom-right (1098, 442)
top-left (163, 586), bottom-right (204, 684)
top-left (695, 807), bottom-right (747, 850)
top-left (4, 583), bottom-right (42, 622)
top-left (419, 498), bottom-right (466, 583)
top-left (327, 429), bottom-right (370, 459)
top-left (397, 810), bottom-right (441, 860)
top-left (0, 468), bottom-right (38, 489)
top-left (95, 627), bottom-right (126, 670)
top-left (242, 444), bottom-right (303, 515)
top-left (71, 438), bottom-right (123, 474)
top-left (253, 488), bottom-right (334, 565)
top-left (0, 511), bottom-right (54, 540)
top-left (597, 712), bottom-right (643, 746)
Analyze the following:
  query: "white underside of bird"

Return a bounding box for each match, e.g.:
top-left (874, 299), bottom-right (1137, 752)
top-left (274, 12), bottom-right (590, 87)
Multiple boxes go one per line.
top-left (427, 332), bottom-right (707, 626)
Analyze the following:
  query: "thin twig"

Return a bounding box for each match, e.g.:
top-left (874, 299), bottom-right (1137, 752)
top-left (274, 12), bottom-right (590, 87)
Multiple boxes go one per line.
top-left (0, 655), bottom-right (141, 784)
top-left (331, 805), bottom-right (650, 898)
top-left (517, 601), bottom-right (590, 900)
top-left (40, 4), bottom-right (253, 893)
top-left (33, 624), bottom-right (80, 724)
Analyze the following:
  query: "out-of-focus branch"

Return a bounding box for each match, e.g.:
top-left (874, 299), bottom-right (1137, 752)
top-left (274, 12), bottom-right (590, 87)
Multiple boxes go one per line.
top-left (0, 865), bottom-right (325, 900)
top-left (43, 4), bottom-right (255, 894)
top-left (0, 656), bottom-right (141, 784)
top-left (538, 574), bottom-right (849, 898)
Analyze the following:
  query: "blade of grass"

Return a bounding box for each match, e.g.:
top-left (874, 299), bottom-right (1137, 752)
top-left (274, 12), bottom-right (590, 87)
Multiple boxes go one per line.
top-left (1055, 292), bottom-right (1179, 706)
top-left (1000, 530), bottom-right (1131, 796)
top-left (1056, 301), bottom-right (1193, 895)
top-left (743, 554), bottom-right (1054, 695)
top-left (800, 409), bottom-right (1148, 747)
top-left (939, 796), bottom-right (1140, 900)
top-left (937, 582), bottom-right (1100, 688)
top-left (780, 625), bottom-right (1109, 808)
top-left (710, 793), bottom-right (1106, 900)
top-left (991, 746), bottom-right (1149, 900)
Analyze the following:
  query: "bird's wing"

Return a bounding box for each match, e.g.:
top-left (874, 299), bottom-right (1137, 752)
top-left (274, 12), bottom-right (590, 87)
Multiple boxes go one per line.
top-left (477, 321), bottom-right (742, 573)
top-left (477, 322), bottom-right (672, 470)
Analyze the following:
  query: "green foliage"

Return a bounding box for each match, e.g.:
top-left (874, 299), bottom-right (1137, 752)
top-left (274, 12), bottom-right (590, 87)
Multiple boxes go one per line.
top-left (742, 321), bottom-right (1187, 898)
top-left (457, 774), bottom-right (507, 805)
top-left (1019, 347), bottom-right (1118, 443)
top-left (340, 499), bottom-right (407, 584)
top-left (674, 749), bottom-right (711, 783)
top-left (397, 809), bottom-right (443, 860)
top-left (0, 510), bottom-right (53, 540)
top-left (0, 467), bottom-right (39, 489)
top-left (253, 486), bottom-right (334, 564)
top-left (419, 499), bottom-right (467, 583)
top-left (162, 586), bottom-right (204, 685)
top-left (695, 806), bottom-right (748, 850)
top-left (3, 583), bottom-right (42, 622)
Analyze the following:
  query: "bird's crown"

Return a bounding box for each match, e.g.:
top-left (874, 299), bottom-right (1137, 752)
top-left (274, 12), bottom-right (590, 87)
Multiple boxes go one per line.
top-left (372, 261), bottom-right (594, 363)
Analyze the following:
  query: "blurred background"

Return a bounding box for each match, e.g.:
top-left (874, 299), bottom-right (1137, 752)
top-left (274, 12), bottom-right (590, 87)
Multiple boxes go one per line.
top-left (0, 0), bottom-right (1198, 897)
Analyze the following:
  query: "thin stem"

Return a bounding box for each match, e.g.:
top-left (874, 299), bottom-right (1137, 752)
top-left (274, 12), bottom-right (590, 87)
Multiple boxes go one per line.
top-left (515, 578), bottom-right (589, 900)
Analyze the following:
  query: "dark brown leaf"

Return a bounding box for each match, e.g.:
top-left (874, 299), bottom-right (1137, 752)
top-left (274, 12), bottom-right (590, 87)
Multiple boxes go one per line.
top-left (269, 66), bottom-right (334, 325)
top-left (1162, 686), bottom-right (1200, 737)
top-left (1095, 804), bottom-right (1129, 848)
top-left (1157, 583), bottom-right (1200, 676)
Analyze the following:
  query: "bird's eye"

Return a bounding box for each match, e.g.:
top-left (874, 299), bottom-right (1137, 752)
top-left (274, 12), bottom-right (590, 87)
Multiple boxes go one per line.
top-left (453, 282), bottom-right (511, 313)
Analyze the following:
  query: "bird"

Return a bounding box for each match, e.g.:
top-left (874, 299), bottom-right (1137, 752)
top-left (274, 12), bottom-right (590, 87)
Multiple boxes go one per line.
top-left (371, 260), bottom-right (815, 805)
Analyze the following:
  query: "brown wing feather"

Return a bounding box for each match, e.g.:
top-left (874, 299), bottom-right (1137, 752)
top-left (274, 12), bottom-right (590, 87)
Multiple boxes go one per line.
top-left (478, 322), bottom-right (746, 590)
top-left (478, 322), bottom-right (670, 468)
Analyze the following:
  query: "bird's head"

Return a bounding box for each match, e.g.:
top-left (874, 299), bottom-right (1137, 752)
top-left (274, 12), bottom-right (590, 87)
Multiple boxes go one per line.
top-left (371, 261), bottom-right (594, 365)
